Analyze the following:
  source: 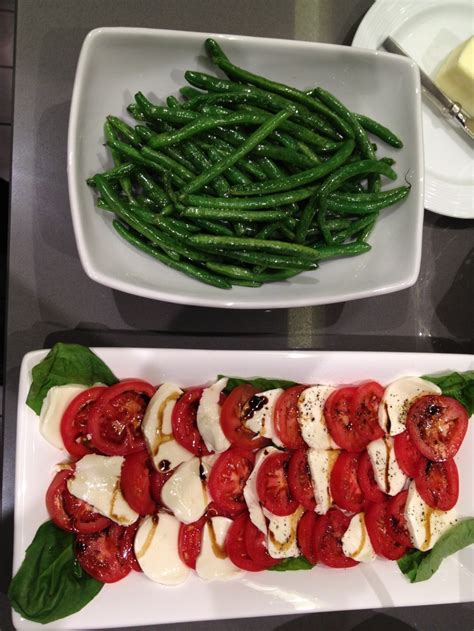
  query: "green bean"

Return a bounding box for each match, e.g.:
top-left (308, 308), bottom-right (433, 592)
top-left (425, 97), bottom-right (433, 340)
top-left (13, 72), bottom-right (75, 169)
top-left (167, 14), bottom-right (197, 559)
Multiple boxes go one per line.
top-left (296, 193), bottom-right (319, 244)
top-left (256, 222), bottom-right (281, 239)
top-left (354, 113), bottom-right (403, 148)
top-left (87, 162), bottom-right (135, 187)
top-left (183, 186), bottom-right (318, 210)
top-left (218, 249), bottom-right (316, 270)
top-left (112, 220), bottom-right (231, 289)
top-left (180, 141), bottom-right (229, 196)
top-left (206, 261), bottom-right (310, 283)
top-left (379, 156), bottom-right (396, 166)
top-left (257, 156), bottom-right (284, 180)
top-left (180, 85), bottom-right (203, 100)
top-left (326, 186), bottom-right (410, 214)
top-left (358, 215), bottom-right (378, 242)
top-left (181, 207), bottom-right (291, 222)
top-left (166, 95), bottom-right (181, 109)
top-left (335, 216), bottom-right (376, 241)
top-left (190, 217), bottom-right (234, 236)
top-left (103, 122), bottom-right (134, 201)
top-left (252, 144), bottom-right (318, 169)
top-left (107, 115), bottom-right (142, 146)
top-left (203, 136), bottom-right (268, 181)
top-left (315, 241), bottom-right (371, 260)
top-left (229, 278), bottom-right (263, 287)
top-left (136, 125), bottom-right (198, 173)
top-left (140, 146), bottom-right (196, 183)
top-left (135, 171), bottom-right (169, 208)
top-left (190, 234), bottom-right (321, 260)
top-left (127, 103), bottom-right (147, 121)
top-left (134, 93), bottom-right (197, 124)
top-left (205, 146), bottom-right (250, 187)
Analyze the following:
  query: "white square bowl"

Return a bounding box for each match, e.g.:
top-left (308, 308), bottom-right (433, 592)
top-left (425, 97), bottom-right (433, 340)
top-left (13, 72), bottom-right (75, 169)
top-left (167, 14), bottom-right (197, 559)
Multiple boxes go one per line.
top-left (67, 28), bottom-right (423, 309)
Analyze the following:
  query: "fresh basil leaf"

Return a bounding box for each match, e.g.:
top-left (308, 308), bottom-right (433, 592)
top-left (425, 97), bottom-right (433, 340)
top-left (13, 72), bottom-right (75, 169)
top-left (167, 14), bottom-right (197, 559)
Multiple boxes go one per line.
top-left (423, 370), bottom-right (474, 416)
top-left (268, 555), bottom-right (314, 571)
top-left (219, 375), bottom-right (297, 395)
top-left (26, 342), bottom-right (118, 415)
top-left (397, 518), bottom-right (474, 583)
top-left (8, 521), bottom-right (103, 623)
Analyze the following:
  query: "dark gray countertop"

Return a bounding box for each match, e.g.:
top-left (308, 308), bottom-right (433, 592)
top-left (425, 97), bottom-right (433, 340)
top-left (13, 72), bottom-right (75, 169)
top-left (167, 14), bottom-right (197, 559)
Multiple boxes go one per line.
top-left (1, 1), bottom-right (473, 629)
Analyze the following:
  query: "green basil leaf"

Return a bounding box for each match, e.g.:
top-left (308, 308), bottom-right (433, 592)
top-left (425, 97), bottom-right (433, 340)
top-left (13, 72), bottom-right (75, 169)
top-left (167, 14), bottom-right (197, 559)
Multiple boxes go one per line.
top-left (268, 555), bottom-right (314, 571)
top-left (219, 375), bottom-right (297, 395)
top-left (26, 343), bottom-right (118, 415)
top-left (8, 521), bottom-right (103, 623)
top-left (397, 518), bottom-right (474, 583)
top-left (423, 370), bottom-right (474, 416)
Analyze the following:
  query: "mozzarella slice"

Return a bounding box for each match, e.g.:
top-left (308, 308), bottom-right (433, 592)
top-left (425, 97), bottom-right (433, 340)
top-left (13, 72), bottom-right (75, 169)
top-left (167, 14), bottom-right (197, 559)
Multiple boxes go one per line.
top-left (307, 448), bottom-right (340, 515)
top-left (378, 377), bottom-right (441, 436)
top-left (161, 457), bottom-right (209, 524)
top-left (367, 436), bottom-right (407, 496)
top-left (67, 454), bottom-right (138, 526)
top-left (298, 385), bottom-right (339, 449)
top-left (196, 378), bottom-right (230, 453)
top-left (263, 506), bottom-right (303, 559)
top-left (39, 384), bottom-right (88, 449)
top-left (244, 388), bottom-right (284, 447)
top-left (142, 383), bottom-right (193, 472)
top-left (243, 446), bottom-right (280, 534)
top-left (134, 512), bottom-right (189, 585)
top-left (342, 513), bottom-right (376, 563)
top-left (405, 480), bottom-right (458, 551)
top-left (195, 516), bottom-right (243, 581)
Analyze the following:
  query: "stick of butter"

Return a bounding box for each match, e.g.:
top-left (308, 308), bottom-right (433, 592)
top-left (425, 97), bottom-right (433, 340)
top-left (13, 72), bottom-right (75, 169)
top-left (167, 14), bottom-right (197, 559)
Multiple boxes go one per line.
top-left (436, 36), bottom-right (474, 117)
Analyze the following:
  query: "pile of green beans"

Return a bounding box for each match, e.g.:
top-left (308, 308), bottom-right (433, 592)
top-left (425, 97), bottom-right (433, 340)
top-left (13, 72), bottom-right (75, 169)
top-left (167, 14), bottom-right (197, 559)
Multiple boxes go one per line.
top-left (87, 38), bottom-right (409, 290)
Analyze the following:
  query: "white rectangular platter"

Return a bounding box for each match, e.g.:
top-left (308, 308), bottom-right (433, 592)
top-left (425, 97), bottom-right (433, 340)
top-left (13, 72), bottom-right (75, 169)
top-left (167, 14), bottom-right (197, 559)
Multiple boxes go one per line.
top-left (13, 349), bottom-right (474, 629)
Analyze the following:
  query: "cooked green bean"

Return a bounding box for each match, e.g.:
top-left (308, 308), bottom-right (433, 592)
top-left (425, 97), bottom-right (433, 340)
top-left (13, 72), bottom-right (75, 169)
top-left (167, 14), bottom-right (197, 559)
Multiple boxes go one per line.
top-left (315, 241), bottom-right (371, 259)
top-left (354, 113), bottom-right (403, 148)
top-left (190, 234), bottom-right (321, 260)
top-left (190, 217), bottom-right (234, 236)
top-left (135, 171), bottom-right (169, 208)
top-left (252, 144), bottom-right (318, 168)
top-left (206, 261), bottom-right (309, 283)
top-left (107, 115), bottom-right (142, 146)
top-left (183, 186), bottom-right (318, 210)
top-left (103, 122), bottom-right (134, 201)
top-left (181, 207), bottom-right (291, 222)
top-left (87, 162), bottom-right (135, 187)
top-left (218, 249), bottom-right (317, 270)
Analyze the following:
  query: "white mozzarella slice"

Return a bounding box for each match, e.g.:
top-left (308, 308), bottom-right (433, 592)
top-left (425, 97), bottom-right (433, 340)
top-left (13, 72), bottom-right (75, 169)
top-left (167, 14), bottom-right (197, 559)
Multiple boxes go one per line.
top-left (342, 513), bottom-right (376, 563)
top-left (405, 481), bottom-right (458, 551)
top-left (307, 448), bottom-right (340, 515)
top-left (244, 388), bottom-right (284, 447)
top-left (67, 454), bottom-right (138, 525)
top-left (195, 516), bottom-right (243, 581)
top-left (263, 506), bottom-right (303, 559)
top-left (134, 512), bottom-right (189, 585)
top-left (378, 377), bottom-right (441, 436)
top-left (196, 378), bottom-right (230, 453)
top-left (367, 436), bottom-right (407, 496)
top-left (243, 446), bottom-right (280, 534)
top-left (39, 384), bottom-right (88, 449)
top-left (298, 385), bottom-right (339, 449)
top-left (142, 383), bottom-right (193, 472)
top-left (161, 457), bottom-right (208, 524)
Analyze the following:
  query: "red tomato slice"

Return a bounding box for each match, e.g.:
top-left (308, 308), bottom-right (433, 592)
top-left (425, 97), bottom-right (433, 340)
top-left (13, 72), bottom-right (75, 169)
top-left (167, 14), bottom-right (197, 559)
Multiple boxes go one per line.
top-left (288, 449), bottom-right (316, 511)
top-left (88, 379), bottom-right (155, 456)
top-left (351, 381), bottom-right (385, 443)
top-left (365, 500), bottom-right (407, 560)
top-left (120, 449), bottom-right (157, 516)
top-left (208, 447), bottom-right (255, 517)
top-left (178, 516), bottom-right (206, 569)
top-left (393, 430), bottom-right (427, 478)
top-left (407, 394), bottom-right (468, 462)
top-left (225, 512), bottom-right (268, 571)
top-left (256, 451), bottom-right (298, 517)
top-left (273, 385), bottom-right (306, 450)
top-left (313, 508), bottom-right (358, 568)
top-left (149, 469), bottom-right (172, 505)
top-left (357, 451), bottom-right (386, 504)
top-left (244, 519), bottom-right (279, 568)
top-left (330, 452), bottom-right (366, 513)
top-left (60, 386), bottom-right (107, 457)
top-left (75, 523), bottom-right (134, 583)
top-left (220, 384), bottom-right (270, 450)
top-left (296, 510), bottom-right (319, 565)
top-left (415, 458), bottom-right (459, 511)
top-left (386, 490), bottom-right (412, 548)
top-left (172, 387), bottom-right (212, 457)
top-left (325, 386), bottom-right (367, 452)
top-left (46, 469), bottom-right (111, 534)
top-left (119, 521), bottom-right (141, 572)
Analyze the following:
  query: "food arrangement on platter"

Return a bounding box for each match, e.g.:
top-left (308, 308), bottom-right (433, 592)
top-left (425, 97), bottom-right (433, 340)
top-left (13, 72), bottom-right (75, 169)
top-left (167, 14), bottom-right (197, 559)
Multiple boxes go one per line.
top-left (9, 344), bottom-right (474, 624)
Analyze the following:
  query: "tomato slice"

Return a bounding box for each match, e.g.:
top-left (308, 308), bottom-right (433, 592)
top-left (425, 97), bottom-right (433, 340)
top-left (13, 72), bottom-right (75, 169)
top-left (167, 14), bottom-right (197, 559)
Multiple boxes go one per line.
top-left (256, 451), bottom-right (298, 517)
top-left (288, 449), bottom-right (316, 511)
top-left (171, 387), bottom-right (212, 457)
top-left (330, 452), bottom-right (366, 513)
top-left (357, 451), bottom-right (386, 504)
top-left (351, 381), bottom-right (385, 443)
top-left (325, 386), bottom-right (365, 452)
top-left (386, 490), bottom-right (412, 548)
top-left (225, 512), bottom-right (268, 571)
top-left (407, 394), bottom-right (468, 462)
top-left (273, 385), bottom-right (306, 450)
top-left (46, 469), bottom-right (111, 534)
top-left (415, 458), bottom-right (459, 511)
top-left (120, 449), bottom-right (157, 516)
top-left (178, 515), bottom-right (206, 569)
top-left (313, 508), bottom-right (358, 568)
top-left (88, 379), bottom-right (155, 456)
top-left (296, 510), bottom-right (319, 565)
top-left (365, 500), bottom-right (407, 560)
top-left (75, 523), bottom-right (134, 583)
top-left (208, 447), bottom-right (255, 517)
top-left (393, 430), bottom-right (427, 478)
top-left (220, 384), bottom-right (270, 450)
top-left (119, 521), bottom-right (142, 572)
top-left (60, 386), bottom-right (107, 457)
top-left (244, 519), bottom-right (279, 568)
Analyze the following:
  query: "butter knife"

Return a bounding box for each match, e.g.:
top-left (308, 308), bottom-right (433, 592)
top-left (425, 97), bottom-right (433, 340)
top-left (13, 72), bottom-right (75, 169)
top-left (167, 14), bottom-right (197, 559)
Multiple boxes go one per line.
top-left (382, 36), bottom-right (474, 140)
